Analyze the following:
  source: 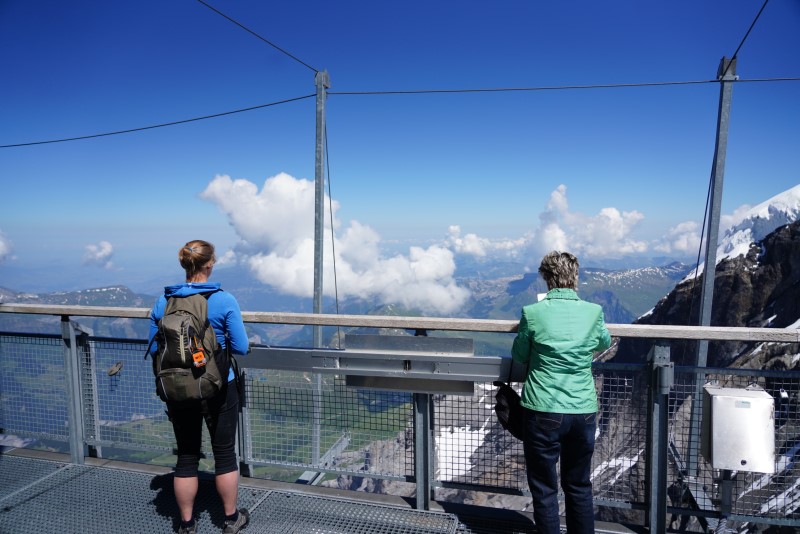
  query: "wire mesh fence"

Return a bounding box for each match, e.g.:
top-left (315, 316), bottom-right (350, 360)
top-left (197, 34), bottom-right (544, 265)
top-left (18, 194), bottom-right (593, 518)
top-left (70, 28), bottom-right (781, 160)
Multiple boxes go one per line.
top-left (2, 328), bottom-right (800, 528)
top-left (243, 369), bottom-right (414, 482)
top-left (434, 382), bottom-right (526, 492)
top-left (0, 334), bottom-right (69, 446)
top-left (669, 367), bottom-right (800, 523)
top-left (594, 365), bottom-right (649, 504)
top-left (430, 366), bottom-right (650, 507)
top-left (82, 339), bottom-right (178, 457)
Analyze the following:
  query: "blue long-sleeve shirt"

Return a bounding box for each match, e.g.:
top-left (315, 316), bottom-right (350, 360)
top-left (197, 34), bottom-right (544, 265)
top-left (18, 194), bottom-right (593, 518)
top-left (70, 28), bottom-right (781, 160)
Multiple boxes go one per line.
top-left (148, 282), bottom-right (248, 382)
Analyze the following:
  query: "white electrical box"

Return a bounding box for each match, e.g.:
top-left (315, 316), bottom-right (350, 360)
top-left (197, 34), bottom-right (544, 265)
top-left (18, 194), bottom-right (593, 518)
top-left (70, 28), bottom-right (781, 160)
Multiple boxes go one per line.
top-left (701, 384), bottom-right (775, 474)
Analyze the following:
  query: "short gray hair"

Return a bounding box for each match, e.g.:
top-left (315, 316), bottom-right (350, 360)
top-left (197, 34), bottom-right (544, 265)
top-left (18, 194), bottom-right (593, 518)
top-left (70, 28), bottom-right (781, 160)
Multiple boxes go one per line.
top-left (538, 251), bottom-right (579, 290)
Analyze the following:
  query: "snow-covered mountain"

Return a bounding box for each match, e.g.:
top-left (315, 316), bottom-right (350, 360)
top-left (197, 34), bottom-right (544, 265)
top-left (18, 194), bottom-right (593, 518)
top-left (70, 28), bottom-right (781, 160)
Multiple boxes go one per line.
top-left (690, 184), bottom-right (800, 278)
top-left (614, 186), bottom-right (800, 367)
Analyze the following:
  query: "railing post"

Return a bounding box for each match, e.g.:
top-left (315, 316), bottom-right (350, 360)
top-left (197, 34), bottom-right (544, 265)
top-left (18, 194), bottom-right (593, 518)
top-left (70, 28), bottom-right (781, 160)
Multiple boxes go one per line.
top-left (81, 329), bottom-right (102, 459)
top-left (61, 316), bottom-right (88, 465)
top-left (238, 369), bottom-right (252, 478)
top-left (646, 343), bottom-right (673, 534)
top-left (413, 392), bottom-right (433, 510)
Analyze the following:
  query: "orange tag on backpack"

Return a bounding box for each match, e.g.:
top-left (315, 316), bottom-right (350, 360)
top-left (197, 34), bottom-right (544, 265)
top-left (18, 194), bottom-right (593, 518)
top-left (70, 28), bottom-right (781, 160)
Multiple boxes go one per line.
top-left (191, 336), bottom-right (207, 367)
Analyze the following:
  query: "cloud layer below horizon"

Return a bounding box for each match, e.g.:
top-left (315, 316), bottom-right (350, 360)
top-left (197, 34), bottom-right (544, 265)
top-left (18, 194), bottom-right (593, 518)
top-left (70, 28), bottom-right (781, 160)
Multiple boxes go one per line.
top-left (0, 171), bottom-right (712, 315)
top-left (199, 173), bottom-right (709, 313)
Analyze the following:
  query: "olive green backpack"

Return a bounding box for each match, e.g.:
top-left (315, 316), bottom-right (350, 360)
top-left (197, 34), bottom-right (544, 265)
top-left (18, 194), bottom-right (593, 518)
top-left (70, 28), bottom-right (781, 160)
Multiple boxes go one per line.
top-left (145, 292), bottom-right (228, 403)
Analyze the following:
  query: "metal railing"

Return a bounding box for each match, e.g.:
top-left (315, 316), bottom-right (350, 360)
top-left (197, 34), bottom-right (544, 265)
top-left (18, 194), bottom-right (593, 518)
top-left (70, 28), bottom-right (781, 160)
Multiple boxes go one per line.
top-left (1, 303), bottom-right (799, 533)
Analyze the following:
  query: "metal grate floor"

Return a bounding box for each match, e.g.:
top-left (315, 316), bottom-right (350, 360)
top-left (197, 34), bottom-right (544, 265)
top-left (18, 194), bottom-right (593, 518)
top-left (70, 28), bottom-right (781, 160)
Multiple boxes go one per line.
top-left (0, 456), bottom-right (459, 534)
top-left (257, 492), bottom-right (457, 534)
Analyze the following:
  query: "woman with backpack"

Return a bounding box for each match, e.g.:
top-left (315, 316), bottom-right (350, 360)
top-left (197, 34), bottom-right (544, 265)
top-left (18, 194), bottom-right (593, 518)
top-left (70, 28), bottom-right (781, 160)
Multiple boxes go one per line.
top-left (148, 240), bottom-right (250, 534)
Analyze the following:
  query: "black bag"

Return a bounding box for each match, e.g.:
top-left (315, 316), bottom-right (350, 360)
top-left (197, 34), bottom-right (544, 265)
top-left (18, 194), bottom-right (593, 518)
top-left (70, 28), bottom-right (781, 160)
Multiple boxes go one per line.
top-left (493, 380), bottom-right (524, 440)
top-left (145, 291), bottom-right (229, 404)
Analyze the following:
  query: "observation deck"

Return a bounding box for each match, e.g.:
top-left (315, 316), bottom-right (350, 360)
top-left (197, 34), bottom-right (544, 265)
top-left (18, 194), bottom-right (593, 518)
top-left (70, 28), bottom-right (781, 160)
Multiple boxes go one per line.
top-left (2, 303), bottom-right (799, 533)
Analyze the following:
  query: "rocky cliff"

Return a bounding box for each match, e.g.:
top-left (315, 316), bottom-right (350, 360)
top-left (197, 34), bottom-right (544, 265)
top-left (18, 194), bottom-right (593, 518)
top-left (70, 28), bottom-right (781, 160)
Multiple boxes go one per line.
top-left (613, 219), bottom-right (800, 368)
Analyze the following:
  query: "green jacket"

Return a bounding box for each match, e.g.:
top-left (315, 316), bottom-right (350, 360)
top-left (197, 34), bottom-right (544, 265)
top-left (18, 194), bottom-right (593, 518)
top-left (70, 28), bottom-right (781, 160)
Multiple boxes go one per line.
top-left (511, 288), bottom-right (611, 414)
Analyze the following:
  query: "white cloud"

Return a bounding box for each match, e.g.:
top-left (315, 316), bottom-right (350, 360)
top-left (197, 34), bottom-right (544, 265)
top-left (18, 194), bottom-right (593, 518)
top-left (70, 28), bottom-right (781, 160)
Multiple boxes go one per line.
top-left (215, 249), bottom-right (237, 266)
top-left (446, 226), bottom-right (526, 258)
top-left (447, 184), bottom-right (648, 264)
top-left (537, 185), bottom-right (647, 257)
top-left (0, 231), bottom-right (12, 262)
top-left (653, 220), bottom-right (702, 254)
top-left (83, 241), bottom-right (114, 269)
top-left (201, 173), bottom-right (469, 314)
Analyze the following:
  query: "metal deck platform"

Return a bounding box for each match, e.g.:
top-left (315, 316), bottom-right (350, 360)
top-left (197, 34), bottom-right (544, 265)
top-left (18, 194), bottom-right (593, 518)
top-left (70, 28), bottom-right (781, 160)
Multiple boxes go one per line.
top-left (0, 454), bottom-right (548, 534)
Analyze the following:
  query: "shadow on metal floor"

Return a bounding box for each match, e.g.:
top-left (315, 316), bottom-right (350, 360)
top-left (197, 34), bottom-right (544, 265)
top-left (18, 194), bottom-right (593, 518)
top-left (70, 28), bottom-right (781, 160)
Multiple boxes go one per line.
top-left (1, 452), bottom-right (640, 533)
top-left (0, 454), bottom-right (542, 534)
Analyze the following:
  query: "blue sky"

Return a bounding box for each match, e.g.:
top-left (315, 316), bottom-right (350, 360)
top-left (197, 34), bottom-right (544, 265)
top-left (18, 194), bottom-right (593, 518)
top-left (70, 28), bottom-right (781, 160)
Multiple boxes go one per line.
top-left (1, 1), bottom-right (799, 309)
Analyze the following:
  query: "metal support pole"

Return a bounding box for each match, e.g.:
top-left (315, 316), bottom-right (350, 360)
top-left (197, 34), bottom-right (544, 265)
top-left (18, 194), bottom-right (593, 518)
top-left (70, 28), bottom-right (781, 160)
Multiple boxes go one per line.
top-left (413, 392), bottom-right (433, 510)
top-left (313, 69), bottom-right (330, 338)
top-left (687, 56), bottom-right (737, 476)
top-left (719, 469), bottom-right (733, 522)
top-left (646, 343), bottom-right (673, 533)
top-left (312, 69), bottom-right (330, 465)
top-left (61, 316), bottom-right (86, 465)
top-left (697, 56), bottom-right (736, 364)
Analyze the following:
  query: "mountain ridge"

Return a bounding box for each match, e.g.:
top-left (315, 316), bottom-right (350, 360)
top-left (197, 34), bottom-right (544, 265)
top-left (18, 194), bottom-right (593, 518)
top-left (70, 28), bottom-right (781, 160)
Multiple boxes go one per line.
top-left (612, 218), bottom-right (800, 368)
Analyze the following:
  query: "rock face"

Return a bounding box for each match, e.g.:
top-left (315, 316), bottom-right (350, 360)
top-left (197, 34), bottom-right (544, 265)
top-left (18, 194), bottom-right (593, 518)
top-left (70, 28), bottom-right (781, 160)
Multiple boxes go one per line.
top-left (613, 220), bottom-right (800, 368)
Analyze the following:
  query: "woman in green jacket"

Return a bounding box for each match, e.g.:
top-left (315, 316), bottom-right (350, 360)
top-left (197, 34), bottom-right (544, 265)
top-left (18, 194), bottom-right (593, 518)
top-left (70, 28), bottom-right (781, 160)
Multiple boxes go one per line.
top-left (512, 251), bottom-right (611, 534)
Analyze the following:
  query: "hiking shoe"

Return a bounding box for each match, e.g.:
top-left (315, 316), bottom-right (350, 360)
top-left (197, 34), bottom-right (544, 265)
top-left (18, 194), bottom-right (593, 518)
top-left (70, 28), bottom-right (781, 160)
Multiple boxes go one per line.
top-left (178, 521), bottom-right (197, 534)
top-left (222, 508), bottom-right (250, 533)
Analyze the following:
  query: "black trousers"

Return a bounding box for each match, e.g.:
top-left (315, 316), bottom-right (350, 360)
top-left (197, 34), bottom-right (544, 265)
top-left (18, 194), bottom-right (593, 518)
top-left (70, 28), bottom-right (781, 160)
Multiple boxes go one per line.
top-left (169, 381), bottom-right (239, 477)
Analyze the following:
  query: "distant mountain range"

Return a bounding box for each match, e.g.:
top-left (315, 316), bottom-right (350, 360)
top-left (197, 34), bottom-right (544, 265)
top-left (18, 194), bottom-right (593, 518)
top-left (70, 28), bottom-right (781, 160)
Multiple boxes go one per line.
top-left (3, 184), bottom-right (799, 355)
top-left (0, 286), bottom-right (155, 339)
top-left (0, 261), bottom-right (691, 352)
top-left (457, 262), bottom-right (690, 325)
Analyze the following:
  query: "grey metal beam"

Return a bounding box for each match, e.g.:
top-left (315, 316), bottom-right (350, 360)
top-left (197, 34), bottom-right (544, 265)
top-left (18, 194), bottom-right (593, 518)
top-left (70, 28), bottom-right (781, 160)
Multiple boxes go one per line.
top-left (244, 335), bottom-right (503, 390)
